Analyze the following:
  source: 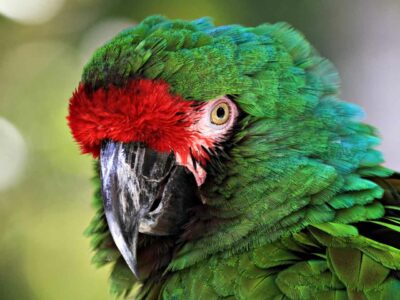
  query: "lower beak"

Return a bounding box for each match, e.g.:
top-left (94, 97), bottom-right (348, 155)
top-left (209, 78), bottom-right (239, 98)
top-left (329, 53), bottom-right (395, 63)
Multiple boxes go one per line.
top-left (100, 141), bottom-right (198, 279)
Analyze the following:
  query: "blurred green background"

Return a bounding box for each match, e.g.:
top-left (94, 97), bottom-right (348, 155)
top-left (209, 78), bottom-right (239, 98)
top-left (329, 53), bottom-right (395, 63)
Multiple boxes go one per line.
top-left (0, 0), bottom-right (399, 299)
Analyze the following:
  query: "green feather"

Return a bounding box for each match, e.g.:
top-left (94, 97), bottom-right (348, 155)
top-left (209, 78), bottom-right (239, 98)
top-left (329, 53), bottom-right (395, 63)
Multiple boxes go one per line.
top-left (78, 16), bottom-right (400, 298)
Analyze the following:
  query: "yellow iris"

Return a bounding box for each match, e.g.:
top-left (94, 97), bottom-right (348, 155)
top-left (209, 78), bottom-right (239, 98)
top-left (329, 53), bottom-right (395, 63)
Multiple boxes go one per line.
top-left (210, 102), bottom-right (230, 125)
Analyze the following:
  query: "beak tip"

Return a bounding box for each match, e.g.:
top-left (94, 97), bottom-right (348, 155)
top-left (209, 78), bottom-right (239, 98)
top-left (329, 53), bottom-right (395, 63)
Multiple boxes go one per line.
top-left (127, 260), bottom-right (141, 280)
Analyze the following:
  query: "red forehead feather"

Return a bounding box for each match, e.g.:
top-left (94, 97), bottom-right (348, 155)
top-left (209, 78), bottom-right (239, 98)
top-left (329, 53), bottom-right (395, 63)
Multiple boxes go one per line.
top-left (67, 79), bottom-right (198, 157)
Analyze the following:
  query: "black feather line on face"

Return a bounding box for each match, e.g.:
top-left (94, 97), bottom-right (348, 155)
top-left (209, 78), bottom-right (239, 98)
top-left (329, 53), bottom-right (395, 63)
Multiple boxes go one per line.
top-left (189, 148), bottom-right (198, 171)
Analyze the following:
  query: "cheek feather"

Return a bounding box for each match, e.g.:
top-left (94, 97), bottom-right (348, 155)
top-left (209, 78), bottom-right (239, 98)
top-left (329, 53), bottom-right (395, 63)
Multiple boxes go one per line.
top-left (174, 109), bottom-right (212, 186)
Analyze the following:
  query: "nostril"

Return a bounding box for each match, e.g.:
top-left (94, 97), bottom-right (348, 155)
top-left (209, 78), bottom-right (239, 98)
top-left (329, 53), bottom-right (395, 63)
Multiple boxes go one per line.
top-left (149, 196), bottom-right (162, 212)
top-left (149, 166), bottom-right (174, 212)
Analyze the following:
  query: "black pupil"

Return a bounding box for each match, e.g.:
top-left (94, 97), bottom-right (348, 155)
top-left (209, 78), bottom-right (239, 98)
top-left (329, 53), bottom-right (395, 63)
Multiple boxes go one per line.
top-left (216, 106), bottom-right (225, 119)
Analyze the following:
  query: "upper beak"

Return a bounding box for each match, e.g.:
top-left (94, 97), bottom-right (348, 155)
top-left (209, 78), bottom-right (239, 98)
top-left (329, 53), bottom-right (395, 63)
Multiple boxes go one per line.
top-left (99, 141), bottom-right (198, 279)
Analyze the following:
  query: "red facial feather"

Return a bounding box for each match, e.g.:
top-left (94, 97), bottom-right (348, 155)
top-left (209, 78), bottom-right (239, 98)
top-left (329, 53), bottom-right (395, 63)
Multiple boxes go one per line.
top-left (67, 79), bottom-right (205, 158)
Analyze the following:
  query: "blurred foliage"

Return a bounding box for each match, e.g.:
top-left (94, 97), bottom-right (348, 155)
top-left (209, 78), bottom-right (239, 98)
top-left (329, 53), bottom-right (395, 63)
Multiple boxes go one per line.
top-left (0, 0), bottom-right (398, 299)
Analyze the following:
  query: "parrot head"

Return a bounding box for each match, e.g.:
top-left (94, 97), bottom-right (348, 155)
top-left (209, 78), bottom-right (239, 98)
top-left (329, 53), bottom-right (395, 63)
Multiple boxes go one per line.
top-left (67, 16), bottom-right (387, 284)
top-left (68, 76), bottom-right (240, 277)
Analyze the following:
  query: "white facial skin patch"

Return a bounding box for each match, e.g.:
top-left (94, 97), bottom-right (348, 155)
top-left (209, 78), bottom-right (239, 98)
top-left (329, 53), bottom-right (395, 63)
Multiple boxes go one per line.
top-left (175, 96), bottom-right (239, 186)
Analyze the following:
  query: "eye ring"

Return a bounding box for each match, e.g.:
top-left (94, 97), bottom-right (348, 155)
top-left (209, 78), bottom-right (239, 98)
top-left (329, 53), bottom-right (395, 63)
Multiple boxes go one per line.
top-left (210, 102), bottom-right (230, 125)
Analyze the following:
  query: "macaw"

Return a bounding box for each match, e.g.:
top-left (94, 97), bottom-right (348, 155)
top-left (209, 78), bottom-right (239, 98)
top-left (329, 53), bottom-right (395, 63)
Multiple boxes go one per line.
top-left (67, 16), bottom-right (400, 299)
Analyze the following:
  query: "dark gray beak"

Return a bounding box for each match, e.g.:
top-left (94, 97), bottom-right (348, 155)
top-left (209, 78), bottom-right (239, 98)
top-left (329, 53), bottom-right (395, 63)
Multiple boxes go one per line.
top-left (99, 141), bottom-right (198, 279)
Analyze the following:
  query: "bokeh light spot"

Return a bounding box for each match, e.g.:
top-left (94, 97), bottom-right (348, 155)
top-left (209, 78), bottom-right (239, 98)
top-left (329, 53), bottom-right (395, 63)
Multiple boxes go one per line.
top-left (0, 0), bottom-right (64, 24)
top-left (0, 118), bottom-right (27, 191)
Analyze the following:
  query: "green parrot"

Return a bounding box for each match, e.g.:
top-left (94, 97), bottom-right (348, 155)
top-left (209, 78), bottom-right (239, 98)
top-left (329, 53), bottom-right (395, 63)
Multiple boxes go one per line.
top-left (67, 16), bottom-right (400, 299)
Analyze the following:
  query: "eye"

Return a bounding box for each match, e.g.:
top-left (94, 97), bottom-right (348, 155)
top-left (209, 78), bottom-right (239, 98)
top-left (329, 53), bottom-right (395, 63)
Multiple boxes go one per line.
top-left (210, 102), bottom-right (230, 125)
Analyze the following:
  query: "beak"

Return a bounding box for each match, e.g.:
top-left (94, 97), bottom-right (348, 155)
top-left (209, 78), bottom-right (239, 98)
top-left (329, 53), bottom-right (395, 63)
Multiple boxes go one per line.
top-left (99, 141), bottom-right (198, 279)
